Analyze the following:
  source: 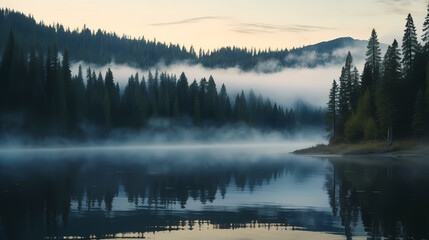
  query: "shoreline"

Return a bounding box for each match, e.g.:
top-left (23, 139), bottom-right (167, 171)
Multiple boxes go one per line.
top-left (293, 140), bottom-right (429, 158)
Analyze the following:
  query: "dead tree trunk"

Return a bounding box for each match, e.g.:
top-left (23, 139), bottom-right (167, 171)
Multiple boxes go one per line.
top-left (384, 126), bottom-right (393, 148)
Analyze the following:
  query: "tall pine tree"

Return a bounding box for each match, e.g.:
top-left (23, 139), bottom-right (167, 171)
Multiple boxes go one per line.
top-left (402, 14), bottom-right (420, 79)
top-left (423, 3), bottom-right (429, 50)
top-left (376, 40), bottom-right (402, 144)
top-left (337, 52), bottom-right (354, 136)
top-left (326, 79), bottom-right (338, 138)
top-left (362, 29), bottom-right (381, 92)
top-left (412, 90), bottom-right (426, 138)
top-left (401, 13), bottom-right (421, 136)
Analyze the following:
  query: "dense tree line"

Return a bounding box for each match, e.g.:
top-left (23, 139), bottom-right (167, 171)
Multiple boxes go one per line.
top-left (0, 8), bottom-right (363, 72)
top-left (0, 31), bottom-right (323, 137)
top-left (0, 8), bottom-right (194, 69)
top-left (326, 11), bottom-right (429, 144)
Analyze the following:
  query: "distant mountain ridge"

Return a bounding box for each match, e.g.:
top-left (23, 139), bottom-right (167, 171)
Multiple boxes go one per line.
top-left (0, 8), bottom-right (371, 71)
top-left (302, 37), bottom-right (367, 52)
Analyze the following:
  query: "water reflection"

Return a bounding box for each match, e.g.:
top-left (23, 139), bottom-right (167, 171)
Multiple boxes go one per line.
top-left (0, 150), bottom-right (428, 239)
top-left (325, 157), bottom-right (429, 239)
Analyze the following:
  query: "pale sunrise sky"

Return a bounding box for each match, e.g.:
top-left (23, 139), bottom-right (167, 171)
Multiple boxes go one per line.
top-left (2, 0), bottom-right (429, 50)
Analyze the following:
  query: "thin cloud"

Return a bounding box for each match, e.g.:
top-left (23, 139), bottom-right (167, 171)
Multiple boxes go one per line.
top-left (150, 16), bottom-right (225, 26)
top-left (375, 0), bottom-right (427, 14)
top-left (230, 29), bottom-right (263, 35)
top-left (151, 16), bottom-right (334, 35)
top-left (231, 22), bottom-right (335, 35)
top-left (151, 16), bottom-right (334, 36)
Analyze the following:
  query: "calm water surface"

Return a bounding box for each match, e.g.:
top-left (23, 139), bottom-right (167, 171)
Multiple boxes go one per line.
top-left (0, 144), bottom-right (428, 239)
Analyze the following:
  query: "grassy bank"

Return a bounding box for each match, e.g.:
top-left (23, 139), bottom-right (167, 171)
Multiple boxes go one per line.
top-left (294, 139), bottom-right (429, 156)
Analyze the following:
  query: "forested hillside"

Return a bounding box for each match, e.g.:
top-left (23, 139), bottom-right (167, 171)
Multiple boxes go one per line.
top-left (325, 12), bottom-right (429, 144)
top-left (0, 8), bottom-right (367, 72)
top-left (0, 31), bottom-right (324, 137)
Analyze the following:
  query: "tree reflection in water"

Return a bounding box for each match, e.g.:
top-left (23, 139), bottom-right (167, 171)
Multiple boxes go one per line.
top-left (325, 157), bottom-right (429, 239)
top-left (1, 152), bottom-right (428, 239)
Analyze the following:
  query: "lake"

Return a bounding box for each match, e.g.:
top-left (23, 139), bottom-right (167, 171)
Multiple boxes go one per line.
top-left (0, 144), bottom-right (428, 239)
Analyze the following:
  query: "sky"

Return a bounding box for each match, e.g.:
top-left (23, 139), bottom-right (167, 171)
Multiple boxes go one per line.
top-left (2, 0), bottom-right (428, 50)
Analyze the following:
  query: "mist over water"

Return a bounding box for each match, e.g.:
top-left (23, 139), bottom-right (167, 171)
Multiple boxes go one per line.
top-left (2, 144), bottom-right (428, 239)
top-left (0, 121), bottom-right (327, 154)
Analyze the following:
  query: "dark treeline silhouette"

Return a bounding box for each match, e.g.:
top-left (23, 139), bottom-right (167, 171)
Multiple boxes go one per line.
top-left (0, 8), bottom-right (365, 72)
top-left (325, 10), bottom-right (429, 144)
top-left (0, 31), bottom-right (323, 137)
top-left (0, 8), bottom-right (193, 68)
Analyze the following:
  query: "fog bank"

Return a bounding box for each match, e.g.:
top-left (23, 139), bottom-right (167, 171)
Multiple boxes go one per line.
top-left (70, 61), bottom-right (363, 108)
top-left (0, 120), bottom-right (326, 155)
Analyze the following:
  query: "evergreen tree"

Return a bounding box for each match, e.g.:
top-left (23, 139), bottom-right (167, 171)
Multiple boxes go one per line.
top-left (326, 79), bottom-right (338, 137)
top-left (177, 72), bottom-right (189, 115)
top-left (189, 80), bottom-right (199, 116)
top-left (376, 40), bottom-right (402, 144)
top-left (412, 90), bottom-right (426, 137)
top-left (172, 95), bottom-right (180, 118)
top-left (218, 83), bottom-right (231, 123)
top-left (427, 62), bottom-right (429, 110)
top-left (344, 112), bottom-right (363, 141)
top-left (121, 75), bottom-right (132, 125)
top-left (344, 90), bottom-right (374, 142)
top-left (338, 67), bottom-right (348, 120)
top-left (423, 3), bottom-right (429, 50)
top-left (400, 14), bottom-right (421, 137)
top-left (53, 45), bottom-right (68, 125)
top-left (344, 53), bottom-right (353, 111)
top-left (96, 72), bottom-right (106, 125)
top-left (360, 30), bottom-right (381, 123)
top-left (361, 62), bottom-right (378, 118)
top-left (104, 68), bottom-right (118, 126)
top-left (351, 67), bottom-right (360, 110)
top-left (140, 76), bottom-right (148, 100)
top-left (361, 62), bottom-right (372, 94)
top-left (0, 31), bottom-right (16, 113)
top-left (9, 46), bottom-right (27, 110)
top-left (193, 96), bottom-right (201, 126)
top-left (45, 48), bottom-right (56, 120)
top-left (337, 52), bottom-right (354, 136)
top-left (86, 69), bottom-right (102, 124)
top-left (134, 73), bottom-right (147, 126)
top-left (28, 48), bottom-right (47, 125)
top-left (198, 78), bottom-right (208, 118)
top-left (103, 90), bottom-right (111, 126)
top-left (158, 72), bottom-right (170, 117)
top-left (402, 14), bottom-right (420, 80)
top-left (62, 50), bottom-right (74, 128)
top-left (73, 65), bottom-right (87, 123)
top-left (363, 29), bottom-right (381, 92)
top-left (147, 71), bottom-right (158, 116)
top-left (364, 117), bottom-right (377, 141)
top-left (205, 76), bottom-right (218, 121)
top-left (235, 91), bottom-right (249, 122)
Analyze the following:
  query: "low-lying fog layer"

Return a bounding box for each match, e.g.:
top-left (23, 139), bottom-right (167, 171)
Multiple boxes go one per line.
top-left (2, 59), bottom-right (342, 151)
top-left (70, 60), bottom-right (364, 107)
top-left (0, 122), bottom-right (326, 155)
